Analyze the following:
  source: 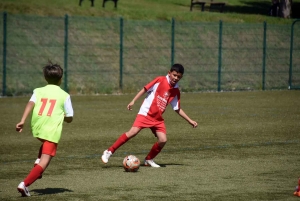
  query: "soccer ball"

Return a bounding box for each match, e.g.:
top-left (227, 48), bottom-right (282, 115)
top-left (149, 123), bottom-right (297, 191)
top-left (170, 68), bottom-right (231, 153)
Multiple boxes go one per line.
top-left (123, 155), bottom-right (140, 172)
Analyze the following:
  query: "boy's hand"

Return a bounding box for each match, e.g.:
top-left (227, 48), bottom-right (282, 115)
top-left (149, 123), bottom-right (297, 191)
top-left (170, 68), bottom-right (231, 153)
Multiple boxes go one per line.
top-left (16, 122), bottom-right (25, 132)
top-left (127, 101), bottom-right (135, 111)
top-left (190, 120), bottom-right (198, 128)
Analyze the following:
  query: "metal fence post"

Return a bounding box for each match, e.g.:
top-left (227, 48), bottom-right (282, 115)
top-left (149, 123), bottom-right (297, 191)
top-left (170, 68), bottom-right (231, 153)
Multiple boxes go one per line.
top-left (2, 12), bottom-right (7, 96)
top-left (262, 21), bottom-right (267, 90)
top-left (64, 14), bottom-right (69, 93)
top-left (171, 18), bottom-right (175, 66)
top-left (217, 20), bottom-right (223, 92)
top-left (119, 17), bottom-right (124, 91)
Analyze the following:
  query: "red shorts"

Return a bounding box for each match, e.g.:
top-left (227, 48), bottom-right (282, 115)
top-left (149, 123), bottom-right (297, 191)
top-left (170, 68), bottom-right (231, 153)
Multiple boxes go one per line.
top-left (133, 114), bottom-right (166, 135)
top-left (38, 139), bottom-right (58, 157)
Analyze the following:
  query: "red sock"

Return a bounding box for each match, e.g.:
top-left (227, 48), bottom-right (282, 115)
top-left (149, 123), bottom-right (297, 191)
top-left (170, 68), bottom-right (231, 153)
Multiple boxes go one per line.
top-left (108, 133), bottom-right (129, 153)
top-left (145, 142), bottom-right (163, 160)
top-left (24, 165), bottom-right (44, 187)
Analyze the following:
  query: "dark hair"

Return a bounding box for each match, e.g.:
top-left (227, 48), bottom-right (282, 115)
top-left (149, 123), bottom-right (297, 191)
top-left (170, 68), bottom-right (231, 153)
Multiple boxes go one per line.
top-left (43, 61), bottom-right (63, 84)
top-left (170, 63), bottom-right (184, 75)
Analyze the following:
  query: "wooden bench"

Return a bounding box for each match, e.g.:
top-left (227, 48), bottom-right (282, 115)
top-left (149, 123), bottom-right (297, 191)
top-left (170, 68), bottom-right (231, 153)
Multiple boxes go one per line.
top-left (209, 1), bottom-right (225, 13)
top-left (79, 0), bottom-right (118, 8)
top-left (190, 0), bottom-right (225, 13)
top-left (190, 0), bottom-right (206, 11)
top-left (102, 0), bottom-right (118, 8)
top-left (79, 0), bottom-right (95, 7)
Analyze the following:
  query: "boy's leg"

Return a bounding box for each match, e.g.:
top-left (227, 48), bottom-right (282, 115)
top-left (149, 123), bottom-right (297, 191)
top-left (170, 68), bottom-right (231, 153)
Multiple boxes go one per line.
top-left (34, 144), bottom-right (44, 179)
top-left (34, 138), bottom-right (46, 166)
top-left (38, 144), bottom-right (43, 158)
top-left (34, 145), bottom-right (42, 166)
top-left (19, 154), bottom-right (52, 196)
top-left (109, 127), bottom-right (142, 153)
top-left (38, 153), bottom-right (53, 170)
top-left (107, 133), bottom-right (129, 153)
top-left (18, 141), bottom-right (56, 196)
top-left (35, 144), bottom-right (43, 163)
top-left (145, 142), bottom-right (163, 160)
top-left (145, 132), bottom-right (166, 167)
top-left (23, 154), bottom-right (52, 187)
top-left (25, 164), bottom-right (44, 184)
top-left (101, 133), bottom-right (129, 164)
top-left (102, 127), bottom-right (141, 164)
top-left (19, 153), bottom-right (52, 196)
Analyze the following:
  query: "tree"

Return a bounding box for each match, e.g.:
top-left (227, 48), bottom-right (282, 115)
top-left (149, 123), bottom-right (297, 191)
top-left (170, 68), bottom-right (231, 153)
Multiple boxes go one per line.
top-left (278, 0), bottom-right (292, 18)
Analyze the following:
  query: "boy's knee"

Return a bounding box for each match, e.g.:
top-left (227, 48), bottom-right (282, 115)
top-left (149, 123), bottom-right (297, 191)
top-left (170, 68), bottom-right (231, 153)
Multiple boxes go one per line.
top-left (158, 140), bottom-right (167, 146)
top-left (126, 131), bottom-right (138, 138)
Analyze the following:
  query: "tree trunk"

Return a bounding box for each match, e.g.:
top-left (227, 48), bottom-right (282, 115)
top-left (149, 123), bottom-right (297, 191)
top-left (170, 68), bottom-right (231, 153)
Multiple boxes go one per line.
top-left (279, 0), bottom-right (292, 18)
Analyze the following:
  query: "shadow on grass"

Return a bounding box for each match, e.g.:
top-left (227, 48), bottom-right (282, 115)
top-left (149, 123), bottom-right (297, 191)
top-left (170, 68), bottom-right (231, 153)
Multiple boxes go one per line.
top-left (101, 163), bottom-right (183, 169)
top-left (102, 165), bottom-right (123, 169)
top-left (31, 188), bottom-right (73, 195)
top-left (141, 163), bottom-right (183, 168)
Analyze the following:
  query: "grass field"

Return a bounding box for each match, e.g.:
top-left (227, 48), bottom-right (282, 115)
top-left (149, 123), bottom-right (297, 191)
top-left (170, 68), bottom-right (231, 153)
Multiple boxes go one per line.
top-left (1, 90), bottom-right (300, 200)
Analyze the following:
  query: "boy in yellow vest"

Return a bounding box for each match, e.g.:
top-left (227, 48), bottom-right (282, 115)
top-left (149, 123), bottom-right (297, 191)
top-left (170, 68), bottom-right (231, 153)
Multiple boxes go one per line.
top-left (15, 61), bottom-right (74, 197)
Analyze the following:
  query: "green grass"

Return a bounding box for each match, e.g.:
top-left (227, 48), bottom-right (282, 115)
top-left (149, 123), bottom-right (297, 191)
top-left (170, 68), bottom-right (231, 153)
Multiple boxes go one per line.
top-left (1, 91), bottom-right (300, 200)
top-left (0, 0), bottom-right (300, 24)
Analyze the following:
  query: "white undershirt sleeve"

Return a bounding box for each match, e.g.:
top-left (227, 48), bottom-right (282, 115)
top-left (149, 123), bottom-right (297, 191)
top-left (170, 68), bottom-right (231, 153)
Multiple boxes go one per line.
top-left (64, 96), bottom-right (74, 117)
top-left (29, 92), bottom-right (36, 103)
top-left (170, 95), bottom-right (180, 110)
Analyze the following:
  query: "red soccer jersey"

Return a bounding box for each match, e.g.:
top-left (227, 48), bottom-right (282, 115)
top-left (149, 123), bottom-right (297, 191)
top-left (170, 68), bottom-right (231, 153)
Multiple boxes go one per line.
top-left (138, 75), bottom-right (181, 121)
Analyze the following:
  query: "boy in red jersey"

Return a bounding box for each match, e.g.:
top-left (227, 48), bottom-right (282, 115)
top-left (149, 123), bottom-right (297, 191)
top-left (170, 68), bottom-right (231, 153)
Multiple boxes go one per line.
top-left (15, 61), bottom-right (74, 196)
top-left (102, 63), bottom-right (197, 167)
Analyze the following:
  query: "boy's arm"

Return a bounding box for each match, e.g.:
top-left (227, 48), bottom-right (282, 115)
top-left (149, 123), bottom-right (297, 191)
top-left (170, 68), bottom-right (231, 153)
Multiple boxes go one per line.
top-left (16, 101), bottom-right (35, 132)
top-left (127, 88), bottom-right (147, 111)
top-left (64, 96), bottom-right (74, 123)
top-left (175, 108), bottom-right (198, 128)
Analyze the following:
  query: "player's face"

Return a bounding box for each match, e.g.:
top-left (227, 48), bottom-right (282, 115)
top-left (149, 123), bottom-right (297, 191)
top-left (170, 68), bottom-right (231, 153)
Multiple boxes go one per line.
top-left (168, 71), bottom-right (183, 86)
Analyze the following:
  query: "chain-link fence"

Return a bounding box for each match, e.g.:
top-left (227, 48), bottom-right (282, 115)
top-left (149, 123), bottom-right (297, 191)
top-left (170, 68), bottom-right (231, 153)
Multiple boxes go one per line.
top-left (0, 13), bottom-right (299, 96)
